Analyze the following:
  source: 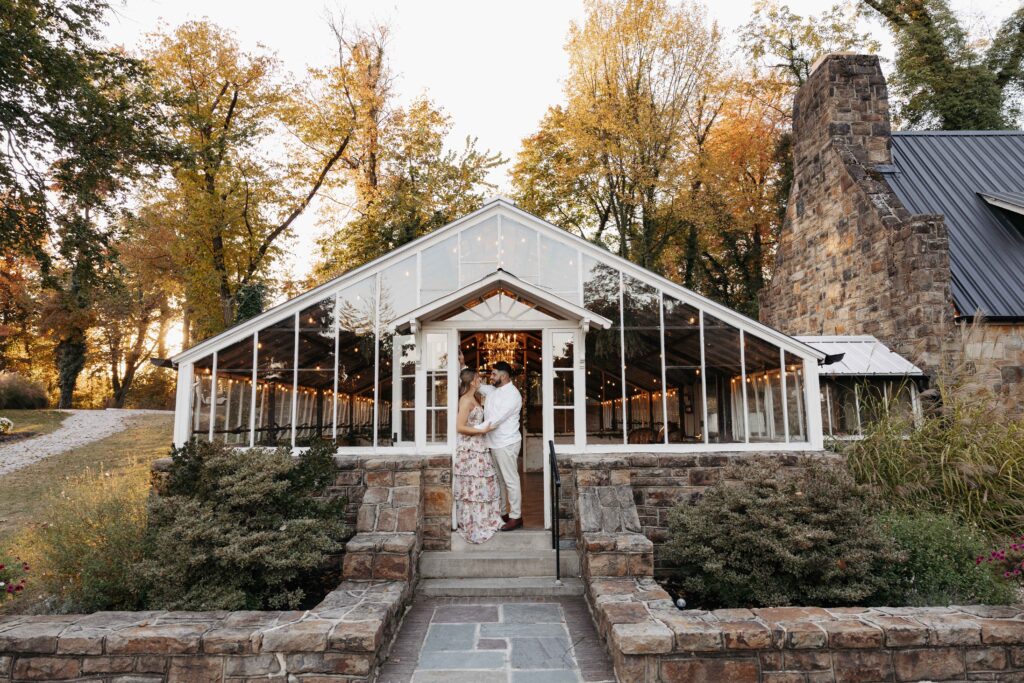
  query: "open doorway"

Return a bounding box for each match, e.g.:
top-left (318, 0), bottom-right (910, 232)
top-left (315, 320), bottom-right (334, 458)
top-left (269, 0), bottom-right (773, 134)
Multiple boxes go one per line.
top-left (460, 330), bottom-right (544, 529)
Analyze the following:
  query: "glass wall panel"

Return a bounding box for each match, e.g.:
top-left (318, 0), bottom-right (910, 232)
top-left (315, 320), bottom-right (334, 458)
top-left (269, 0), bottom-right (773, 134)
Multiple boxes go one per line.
top-left (583, 256), bottom-right (623, 444)
top-left (395, 335), bottom-right (417, 443)
top-left (539, 237), bottom-right (579, 302)
top-left (703, 313), bottom-right (743, 443)
top-left (743, 334), bottom-right (785, 442)
top-left (785, 351), bottom-right (807, 441)
top-left (255, 316), bottom-right (295, 446)
top-left (295, 297), bottom-right (336, 447)
top-left (459, 217), bottom-right (498, 285)
top-left (421, 236), bottom-right (459, 305)
top-left (376, 334), bottom-right (394, 446)
top-left (190, 354), bottom-right (213, 441)
top-left (622, 274), bottom-right (662, 444)
top-left (498, 219), bottom-right (539, 282)
top-left (425, 332), bottom-right (449, 443)
top-left (822, 378), bottom-right (858, 437)
top-left (662, 296), bottom-right (703, 443)
top-left (379, 256), bottom-right (417, 325)
top-left (213, 336), bottom-right (254, 445)
top-left (335, 278), bottom-right (376, 447)
top-left (552, 331), bottom-right (575, 444)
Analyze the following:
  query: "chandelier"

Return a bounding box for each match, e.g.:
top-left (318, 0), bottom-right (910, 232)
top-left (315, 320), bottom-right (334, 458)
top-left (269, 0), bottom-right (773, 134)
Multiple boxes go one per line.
top-left (482, 332), bottom-right (518, 369)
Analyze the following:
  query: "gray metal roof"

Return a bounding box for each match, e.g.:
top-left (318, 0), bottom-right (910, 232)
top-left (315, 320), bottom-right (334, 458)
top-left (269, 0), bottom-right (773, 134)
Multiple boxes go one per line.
top-left (882, 131), bottom-right (1024, 319)
top-left (796, 336), bottom-right (924, 376)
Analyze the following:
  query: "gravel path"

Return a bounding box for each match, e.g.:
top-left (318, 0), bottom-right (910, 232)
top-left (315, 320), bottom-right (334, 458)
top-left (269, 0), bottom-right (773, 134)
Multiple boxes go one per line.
top-left (0, 409), bottom-right (171, 477)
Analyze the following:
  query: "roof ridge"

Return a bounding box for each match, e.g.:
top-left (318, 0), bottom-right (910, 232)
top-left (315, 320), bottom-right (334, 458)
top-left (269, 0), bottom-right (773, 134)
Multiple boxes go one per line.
top-left (892, 130), bottom-right (1024, 137)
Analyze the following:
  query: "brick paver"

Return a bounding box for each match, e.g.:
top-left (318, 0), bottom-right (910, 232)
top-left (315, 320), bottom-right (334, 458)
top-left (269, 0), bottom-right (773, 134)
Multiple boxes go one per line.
top-left (378, 596), bottom-right (615, 683)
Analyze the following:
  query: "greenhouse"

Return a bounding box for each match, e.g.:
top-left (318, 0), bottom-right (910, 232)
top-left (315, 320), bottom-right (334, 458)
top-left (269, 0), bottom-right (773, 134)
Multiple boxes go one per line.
top-left (171, 198), bottom-right (826, 464)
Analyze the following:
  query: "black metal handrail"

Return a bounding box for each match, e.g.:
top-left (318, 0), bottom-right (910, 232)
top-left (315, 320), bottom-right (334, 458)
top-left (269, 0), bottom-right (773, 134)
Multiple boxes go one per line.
top-left (548, 440), bottom-right (562, 583)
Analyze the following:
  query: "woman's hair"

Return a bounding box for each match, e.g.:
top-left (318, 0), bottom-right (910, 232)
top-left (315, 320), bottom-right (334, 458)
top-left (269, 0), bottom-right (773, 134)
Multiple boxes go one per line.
top-left (458, 368), bottom-right (477, 398)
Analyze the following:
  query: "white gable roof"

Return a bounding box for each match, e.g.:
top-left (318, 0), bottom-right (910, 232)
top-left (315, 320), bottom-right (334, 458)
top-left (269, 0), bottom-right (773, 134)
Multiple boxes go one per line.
top-left (172, 198), bottom-right (825, 364)
top-left (393, 269), bottom-right (614, 333)
top-left (797, 336), bottom-right (923, 376)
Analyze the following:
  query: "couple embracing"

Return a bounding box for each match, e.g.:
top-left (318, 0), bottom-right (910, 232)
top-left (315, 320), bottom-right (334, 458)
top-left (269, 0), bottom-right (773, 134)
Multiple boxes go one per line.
top-left (454, 360), bottom-right (523, 544)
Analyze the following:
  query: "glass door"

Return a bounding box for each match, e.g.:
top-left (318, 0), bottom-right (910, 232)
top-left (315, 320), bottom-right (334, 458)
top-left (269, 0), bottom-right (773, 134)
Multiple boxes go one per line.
top-left (542, 328), bottom-right (582, 528)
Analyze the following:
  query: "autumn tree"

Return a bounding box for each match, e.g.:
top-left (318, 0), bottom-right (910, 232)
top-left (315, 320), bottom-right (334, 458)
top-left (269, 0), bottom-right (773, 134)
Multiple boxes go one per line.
top-left (144, 20), bottom-right (373, 342)
top-left (860, 0), bottom-right (1024, 128)
top-left (315, 97), bottom-right (504, 278)
top-left (2, 0), bottom-right (170, 407)
top-left (742, 1), bottom-right (880, 88)
top-left (687, 79), bottom-right (791, 315)
top-left (512, 0), bottom-right (723, 272)
top-left (91, 209), bottom-right (178, 407)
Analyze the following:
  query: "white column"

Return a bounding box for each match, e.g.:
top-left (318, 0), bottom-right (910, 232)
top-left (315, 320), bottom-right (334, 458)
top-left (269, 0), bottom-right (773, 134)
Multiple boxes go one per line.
top-left (805, 358), bottom-right (825, 449)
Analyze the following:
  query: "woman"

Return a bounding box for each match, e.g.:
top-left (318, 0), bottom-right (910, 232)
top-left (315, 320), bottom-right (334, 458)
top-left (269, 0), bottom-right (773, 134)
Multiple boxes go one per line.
top-left (454, 368), bottom-right (503, 544)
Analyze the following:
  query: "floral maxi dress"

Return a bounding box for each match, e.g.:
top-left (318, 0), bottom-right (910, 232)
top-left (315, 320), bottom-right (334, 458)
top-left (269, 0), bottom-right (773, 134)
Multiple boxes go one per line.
top-left (454, 405), bottom-right (503, 544)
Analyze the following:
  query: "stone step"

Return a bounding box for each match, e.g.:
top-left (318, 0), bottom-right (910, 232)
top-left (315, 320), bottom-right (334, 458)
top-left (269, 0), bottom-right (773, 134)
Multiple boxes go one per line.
top-left (449, 529), bottom-right (554, 553)
top-left (418, 577), bottom-right (585, 597)
top-left (419, 550), bottom-right (580, 579)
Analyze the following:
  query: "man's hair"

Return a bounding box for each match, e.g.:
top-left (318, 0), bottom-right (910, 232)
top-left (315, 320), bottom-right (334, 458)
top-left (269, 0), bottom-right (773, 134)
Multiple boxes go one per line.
top-left (492, 361), bottom-right (513, 376)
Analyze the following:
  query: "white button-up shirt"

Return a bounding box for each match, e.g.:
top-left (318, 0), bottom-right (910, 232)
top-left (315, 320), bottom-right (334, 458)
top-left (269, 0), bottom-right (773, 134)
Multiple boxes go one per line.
top-left (479, 382), bottom-right (522, 449)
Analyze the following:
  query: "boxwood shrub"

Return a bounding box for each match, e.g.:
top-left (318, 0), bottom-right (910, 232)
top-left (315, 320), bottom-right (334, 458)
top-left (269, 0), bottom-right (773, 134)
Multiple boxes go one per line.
top-left (662, 458), bottom-right (900, 608)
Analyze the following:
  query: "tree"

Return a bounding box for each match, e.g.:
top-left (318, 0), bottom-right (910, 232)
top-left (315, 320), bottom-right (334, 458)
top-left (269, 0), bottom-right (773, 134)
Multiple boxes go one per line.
top-left (688, 78), bottom-right (791, 315)
top-left (742, 1), bottom-right (880, 88)
top-left (2, 0), bottom-right (170, 407)
top-left (512, 0), bottom-right (723, 271)
top-left (861, 0), bottom-right (1024, 128)
top-left (92, 212), bottom-right (177, 408)
top-left (315, 97), bottom-right (504, 278)
top-left (144, 20), bottom-right (368, 341)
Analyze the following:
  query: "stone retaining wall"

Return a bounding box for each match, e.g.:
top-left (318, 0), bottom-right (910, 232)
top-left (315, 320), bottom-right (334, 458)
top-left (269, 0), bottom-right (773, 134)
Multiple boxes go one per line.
top-left (570, 452), bottom-right (828, 569)
top-left (0, 581), bottom-right (408, 682)
top-left (566, 453), bottom-right (1024, 682)
top-left (0, 455), bottom-right (440, 682)
top-left (331, 454), bottom-right (452, 551)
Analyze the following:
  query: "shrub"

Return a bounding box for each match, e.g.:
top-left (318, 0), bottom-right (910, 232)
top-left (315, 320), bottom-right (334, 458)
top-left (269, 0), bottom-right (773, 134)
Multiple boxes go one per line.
top-left (0, 373), bottom-right (47, 409)
top-left (662, 458), bottom-right (900, 608)
top-left (18, 467), bottom-right (149, 612)
top-left (846, 394), bottom-right (1024, 537)
top-left (876, 512), bottom-right (1015, 606)
top-left (0, 417), bottom-right (12, 434)
top-left (141, 439), bottom-right (348, 611)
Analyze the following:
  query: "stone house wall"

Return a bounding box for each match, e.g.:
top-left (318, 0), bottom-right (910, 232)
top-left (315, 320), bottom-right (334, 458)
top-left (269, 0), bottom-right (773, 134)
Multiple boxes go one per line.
top-left (759, 53), bottom-right (952, 376)
top-left (759, 52), bottom-right (1024, 417)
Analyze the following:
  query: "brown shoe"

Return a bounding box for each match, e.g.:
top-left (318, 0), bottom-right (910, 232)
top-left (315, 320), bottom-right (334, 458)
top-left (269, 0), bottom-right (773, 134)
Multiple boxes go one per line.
top-left (500, 517), bottom-right (522, 532)
top-left (501, 514), bottom-right (510, 525)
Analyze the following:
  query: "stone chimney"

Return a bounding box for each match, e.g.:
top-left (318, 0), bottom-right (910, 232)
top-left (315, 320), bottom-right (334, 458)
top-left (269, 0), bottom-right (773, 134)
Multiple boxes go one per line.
top-left (760, 53), bottom-right (951, 377)
top-left (793, 53), bottom-right (892, 169)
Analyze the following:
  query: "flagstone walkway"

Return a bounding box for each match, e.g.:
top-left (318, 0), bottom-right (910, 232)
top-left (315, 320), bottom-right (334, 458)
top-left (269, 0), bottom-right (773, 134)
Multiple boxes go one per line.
top-left (378, 596), bottom-right (615, 683)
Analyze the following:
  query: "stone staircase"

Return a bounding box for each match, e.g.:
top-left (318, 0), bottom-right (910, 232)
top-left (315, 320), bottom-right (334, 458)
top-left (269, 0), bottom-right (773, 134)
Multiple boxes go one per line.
top-left (417, 529), bottom-right (584, 597)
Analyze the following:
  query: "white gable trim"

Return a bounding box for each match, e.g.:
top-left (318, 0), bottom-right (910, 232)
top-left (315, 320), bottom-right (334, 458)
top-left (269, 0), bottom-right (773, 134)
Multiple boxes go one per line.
top-left (172, 198), bottom-right (824, 364)
top-left (393, 269), bottom-right (614, 334)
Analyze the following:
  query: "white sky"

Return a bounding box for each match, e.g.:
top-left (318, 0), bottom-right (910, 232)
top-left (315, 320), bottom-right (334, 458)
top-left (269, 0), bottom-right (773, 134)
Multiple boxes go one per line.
top-left (102, 0), bottom-right (1016, 283)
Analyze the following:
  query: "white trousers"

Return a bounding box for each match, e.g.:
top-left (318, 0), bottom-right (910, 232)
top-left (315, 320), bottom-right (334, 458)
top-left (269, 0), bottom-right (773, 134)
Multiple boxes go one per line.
top-left (490, 442), bottom-right (522, 519)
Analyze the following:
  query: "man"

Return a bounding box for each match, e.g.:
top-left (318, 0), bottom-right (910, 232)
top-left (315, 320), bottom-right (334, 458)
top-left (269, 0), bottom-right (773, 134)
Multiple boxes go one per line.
top-left (479, 360), bottom-right (523, 531)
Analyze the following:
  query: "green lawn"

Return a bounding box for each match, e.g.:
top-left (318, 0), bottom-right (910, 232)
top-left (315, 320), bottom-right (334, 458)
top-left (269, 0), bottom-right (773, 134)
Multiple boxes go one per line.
top-left (0, 413), bottom-right (173, 550)
top-left (0, 409), bottom-right (69, 438)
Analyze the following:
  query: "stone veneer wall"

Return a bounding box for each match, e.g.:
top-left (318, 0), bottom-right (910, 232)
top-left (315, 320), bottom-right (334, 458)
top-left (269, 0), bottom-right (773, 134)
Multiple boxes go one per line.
top-left (567, 453), bottom-right (1024, 682)
top-left (330, 454), bottom-right (453, 551)
top-left (759, 53), bottom-right (952, 376)
top-left (0, 455), bottom-right (440, 682)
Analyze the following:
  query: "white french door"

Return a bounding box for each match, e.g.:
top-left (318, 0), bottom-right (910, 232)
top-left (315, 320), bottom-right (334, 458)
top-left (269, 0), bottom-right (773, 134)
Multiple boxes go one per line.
top-left (542, 327), bottom-right (584, 529)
